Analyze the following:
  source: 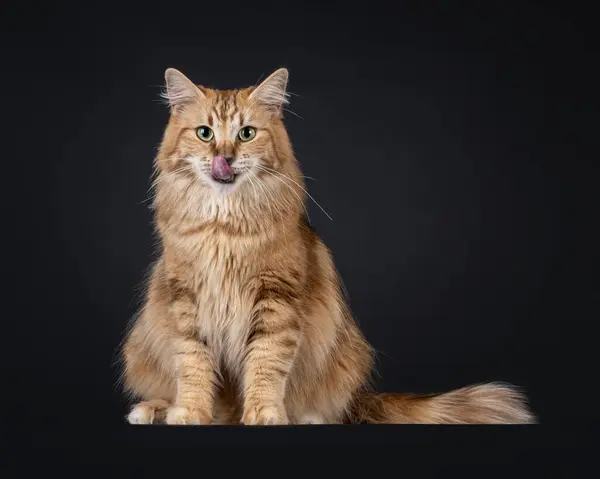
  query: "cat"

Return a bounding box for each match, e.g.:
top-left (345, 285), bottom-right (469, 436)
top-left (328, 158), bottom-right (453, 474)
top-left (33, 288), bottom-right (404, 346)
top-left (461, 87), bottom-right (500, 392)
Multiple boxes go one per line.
top-left (118, 67), bottom-right (536, 425)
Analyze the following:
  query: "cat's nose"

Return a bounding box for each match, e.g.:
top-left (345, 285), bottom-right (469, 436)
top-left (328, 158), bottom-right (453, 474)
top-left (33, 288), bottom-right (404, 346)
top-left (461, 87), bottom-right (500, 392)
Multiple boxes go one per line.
top-left (224, 156), bottom-right (234, 165)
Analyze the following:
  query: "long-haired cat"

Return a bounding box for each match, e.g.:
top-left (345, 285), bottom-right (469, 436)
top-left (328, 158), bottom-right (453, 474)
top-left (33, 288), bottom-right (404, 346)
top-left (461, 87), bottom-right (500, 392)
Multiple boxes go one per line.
top-left (119, 67), bottom-right (535, 425)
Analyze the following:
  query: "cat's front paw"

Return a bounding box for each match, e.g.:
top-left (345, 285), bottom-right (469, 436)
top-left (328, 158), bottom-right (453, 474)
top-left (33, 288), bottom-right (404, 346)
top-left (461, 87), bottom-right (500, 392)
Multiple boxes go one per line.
top-left (165, 406), bottom-right (212, 425)
top-left (242, 404), bottom-right (288, 425)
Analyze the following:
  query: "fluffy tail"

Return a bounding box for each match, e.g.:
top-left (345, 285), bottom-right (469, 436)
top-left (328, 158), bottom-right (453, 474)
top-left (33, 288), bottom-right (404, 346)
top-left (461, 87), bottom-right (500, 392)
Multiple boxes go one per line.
top-left (345, 382), bottom-right (536, 424)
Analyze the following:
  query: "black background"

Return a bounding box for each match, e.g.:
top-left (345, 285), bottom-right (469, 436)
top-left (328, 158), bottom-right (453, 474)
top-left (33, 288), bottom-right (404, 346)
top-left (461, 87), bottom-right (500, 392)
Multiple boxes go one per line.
top-left (2, 0), bottom-right (596, 447)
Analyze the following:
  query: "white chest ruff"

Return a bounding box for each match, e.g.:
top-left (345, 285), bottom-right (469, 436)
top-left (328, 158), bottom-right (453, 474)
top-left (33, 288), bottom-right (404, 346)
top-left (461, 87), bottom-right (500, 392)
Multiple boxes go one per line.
top-left (191, 245), bottom-right (255, 376)
top-left (196, 287), bottom-right (253, 375)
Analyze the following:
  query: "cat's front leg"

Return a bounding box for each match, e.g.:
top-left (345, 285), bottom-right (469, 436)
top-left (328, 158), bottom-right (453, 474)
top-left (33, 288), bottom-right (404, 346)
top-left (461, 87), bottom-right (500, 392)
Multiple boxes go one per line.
top-left (166, 335), bottom-right (217, 425)
top-left (241, 285), bottom-right (301, 425)
top-left (165, 283), bottom-right (217, 425)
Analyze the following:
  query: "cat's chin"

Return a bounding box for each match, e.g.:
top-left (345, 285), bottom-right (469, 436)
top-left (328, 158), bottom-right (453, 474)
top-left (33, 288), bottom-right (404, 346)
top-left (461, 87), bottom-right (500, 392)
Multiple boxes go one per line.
top-left (206, 172), bottom-right (245, 196)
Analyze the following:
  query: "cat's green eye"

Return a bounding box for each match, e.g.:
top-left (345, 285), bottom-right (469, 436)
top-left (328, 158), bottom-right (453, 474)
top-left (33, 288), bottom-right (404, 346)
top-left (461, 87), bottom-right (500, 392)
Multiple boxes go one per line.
top-left (196, 126), bottom-right (214, 142)
top-left (238, 126), bottom-right (256, 142)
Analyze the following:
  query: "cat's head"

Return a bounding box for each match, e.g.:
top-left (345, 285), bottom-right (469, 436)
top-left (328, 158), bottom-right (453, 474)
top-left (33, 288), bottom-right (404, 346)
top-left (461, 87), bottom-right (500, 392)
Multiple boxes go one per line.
top-left (155, 68), bottom-right (302, 208)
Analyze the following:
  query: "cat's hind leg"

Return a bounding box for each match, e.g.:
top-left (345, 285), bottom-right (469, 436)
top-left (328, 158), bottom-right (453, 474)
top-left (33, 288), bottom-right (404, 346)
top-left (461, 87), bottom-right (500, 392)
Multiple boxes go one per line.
top-left (121, 310), bottom-right (176, 425)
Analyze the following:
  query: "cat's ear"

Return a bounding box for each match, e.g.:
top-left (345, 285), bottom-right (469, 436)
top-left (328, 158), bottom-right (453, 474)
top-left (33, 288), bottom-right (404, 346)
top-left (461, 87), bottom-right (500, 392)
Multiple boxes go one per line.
top-left (249, 68), bottom-right (289, 113)
top-left (162, 68), bottom-right (205, 113)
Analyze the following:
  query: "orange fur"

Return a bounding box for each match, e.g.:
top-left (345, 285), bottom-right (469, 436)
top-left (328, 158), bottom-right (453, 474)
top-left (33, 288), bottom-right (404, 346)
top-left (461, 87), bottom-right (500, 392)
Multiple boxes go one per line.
top-left (118, 68), bottom-right (536, 425)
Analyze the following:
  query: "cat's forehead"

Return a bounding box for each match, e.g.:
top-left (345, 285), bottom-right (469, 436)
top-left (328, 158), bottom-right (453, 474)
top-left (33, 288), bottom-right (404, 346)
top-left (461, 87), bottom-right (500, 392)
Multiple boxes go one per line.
top-left (197, 87), bottom-right (256, 122)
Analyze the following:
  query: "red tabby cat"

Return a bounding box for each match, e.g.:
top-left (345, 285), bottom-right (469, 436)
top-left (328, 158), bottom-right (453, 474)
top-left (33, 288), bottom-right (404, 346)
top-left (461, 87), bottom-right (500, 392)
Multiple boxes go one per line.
top-left (119, 67), bottom-right (535, 425)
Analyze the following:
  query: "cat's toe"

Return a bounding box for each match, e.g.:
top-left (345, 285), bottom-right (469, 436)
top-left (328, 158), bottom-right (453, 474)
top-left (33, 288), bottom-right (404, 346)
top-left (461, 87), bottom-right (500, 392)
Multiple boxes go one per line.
top-left (242, 405), bottom-right (288, 425)
top-left (165, 406), bottom-right (211, 425)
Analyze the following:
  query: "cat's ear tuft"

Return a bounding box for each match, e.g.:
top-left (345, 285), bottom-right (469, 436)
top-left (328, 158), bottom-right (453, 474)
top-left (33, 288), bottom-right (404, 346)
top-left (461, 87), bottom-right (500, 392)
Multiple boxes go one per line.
top-left (161, 68), bottom-right (205, 112)
top-left (249, 68), bottom-right (289, 112)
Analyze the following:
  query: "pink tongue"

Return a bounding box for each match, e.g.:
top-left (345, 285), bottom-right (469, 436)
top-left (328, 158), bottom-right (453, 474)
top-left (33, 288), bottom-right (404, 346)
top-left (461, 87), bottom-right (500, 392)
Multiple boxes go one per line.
top-left (212, 155), bottom-right (233, 180)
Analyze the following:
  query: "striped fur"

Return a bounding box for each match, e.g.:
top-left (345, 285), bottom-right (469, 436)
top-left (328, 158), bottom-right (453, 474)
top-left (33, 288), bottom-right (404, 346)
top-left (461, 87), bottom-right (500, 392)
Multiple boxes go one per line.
top-left (119, 68), bottom-right (536, 425)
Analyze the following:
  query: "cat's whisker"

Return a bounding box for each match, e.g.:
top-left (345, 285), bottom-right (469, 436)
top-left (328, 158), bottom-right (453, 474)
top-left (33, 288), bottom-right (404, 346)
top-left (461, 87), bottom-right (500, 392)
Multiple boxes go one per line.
top-left (151, 165), bottom-right (196, 187)
top-left (140, 165), bottom-right (198, 205)
top-left (256, 165), bottom-right (333, 221)
top-left (248, 171), bottom-right (286, 238)
top-left (245, 171), bottom-right (261, 204)
top-left (248, 169), bottom-right (284, 225)
top-left (254, 166), bottom-right (312, 225)
top-left (282, 107), bottom-right (303, 120)
top-left (257, 170), bottom-right (306, 221)
top-left (247, 169), bottom-right (292, 248)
